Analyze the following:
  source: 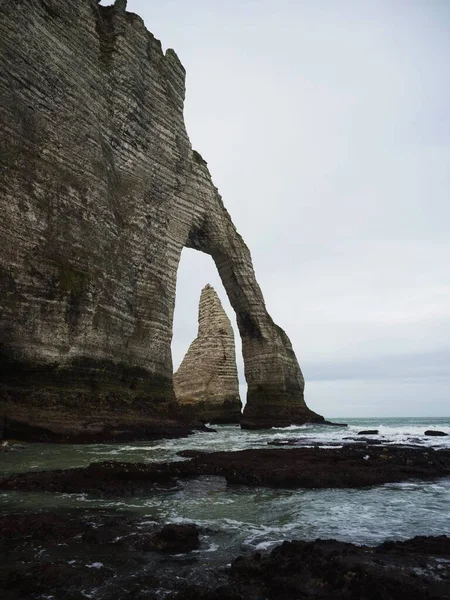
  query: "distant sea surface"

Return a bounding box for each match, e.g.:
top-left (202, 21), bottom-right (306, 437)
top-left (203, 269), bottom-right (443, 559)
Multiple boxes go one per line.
top-left (1, 416), bottom-right (449, 571)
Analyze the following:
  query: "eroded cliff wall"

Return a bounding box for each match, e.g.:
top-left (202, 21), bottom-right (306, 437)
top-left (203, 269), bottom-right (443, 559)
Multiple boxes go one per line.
top-left (0, 0), bottom-right (323, 440)
top-left (174, 285), bottom-right (242, 424)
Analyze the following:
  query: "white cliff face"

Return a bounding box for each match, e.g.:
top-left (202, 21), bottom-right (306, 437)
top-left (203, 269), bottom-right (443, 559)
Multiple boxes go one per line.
top-left (174, 285), bottom-right (242, 424)
top-left (0, 0), bottom-right (323, 441)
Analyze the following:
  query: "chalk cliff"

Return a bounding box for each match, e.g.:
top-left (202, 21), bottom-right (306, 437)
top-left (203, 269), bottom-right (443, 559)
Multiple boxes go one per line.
top-left (0, 0), bottom-right (323, 440)
top-left (174, 285), bottom-right (242, 424)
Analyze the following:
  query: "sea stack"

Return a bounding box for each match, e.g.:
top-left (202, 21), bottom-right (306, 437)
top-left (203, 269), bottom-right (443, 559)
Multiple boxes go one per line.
top-left (0, 0), bottom-right (323, 440)
top-left (174, 285), bottom-right (242, 424)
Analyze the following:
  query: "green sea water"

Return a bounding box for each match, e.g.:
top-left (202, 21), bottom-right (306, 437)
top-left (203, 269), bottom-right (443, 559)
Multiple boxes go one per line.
top-left (0, 418), bottom-right (450, 580)
top-left (1, 417), bottom-right (449, 572)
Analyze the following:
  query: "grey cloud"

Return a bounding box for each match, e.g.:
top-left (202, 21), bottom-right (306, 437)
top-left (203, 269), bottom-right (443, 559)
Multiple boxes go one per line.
top-left (304, 349), bottom-right (450, 382)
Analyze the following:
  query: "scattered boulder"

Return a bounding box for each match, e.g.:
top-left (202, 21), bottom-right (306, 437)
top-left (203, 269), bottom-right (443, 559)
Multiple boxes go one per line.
top-left (357, 430), bottom-right (379, 435)
top-left (424, 430), bottom-right (448, 437)
top-left (145, 524), bottom-right (200, 553)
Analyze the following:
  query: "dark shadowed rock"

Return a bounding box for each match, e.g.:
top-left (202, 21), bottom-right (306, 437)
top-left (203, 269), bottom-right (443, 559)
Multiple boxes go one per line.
top-left (171, 536), bottom-right (450, 600)
top-left (0, 460), bottom-right (180, 497)
top-left (178, 446), bottom-right (450, 488)
top-left (377, 535), bottom-right (450, 555)
top-left (0, 0), bottom-right (322, 440)
top-left (2, 446), bottom-right (449, 493)
top-left (1, 511), bottom-right (448, 600)
top-left (268, 438), bottom-right (345, 447)
top-left (357, 430), bottom-right (379, 435)
top-left (342, 437), bottom-right (384, 445)
top-left (146, 524), bottom-right (200, 553)
top-left (0, 511), bottom-right (199, 599)
top-left (424, 430), bottom-right (448, 437)
top-left (220, 536), bottom-right (450, 600)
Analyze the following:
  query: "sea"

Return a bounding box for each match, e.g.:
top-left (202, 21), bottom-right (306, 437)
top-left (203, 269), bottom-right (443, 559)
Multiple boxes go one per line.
top-left (1, 417), bottom-right (449, 576)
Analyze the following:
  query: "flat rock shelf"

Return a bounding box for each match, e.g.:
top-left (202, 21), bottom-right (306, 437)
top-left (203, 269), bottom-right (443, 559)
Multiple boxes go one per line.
top-left (1, 446), bottom-right (449, 494)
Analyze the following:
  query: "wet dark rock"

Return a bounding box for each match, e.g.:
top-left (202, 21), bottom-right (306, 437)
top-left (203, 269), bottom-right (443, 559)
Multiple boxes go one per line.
top-left (268, 438), bottom-right (301, 446)
top-left (1, 420), bottom-right (208, 444)
top-left (358, 430), bottom-right (379, 435)
top-left (1, 560), bottom-right (112, 600)
top-left (0, 460), bottom-right (180, 497)
top-left (268, 438), bottom-right (344, 447)
top-left (2, 446), bottom-right (449, 494)
top-left (0, 511), bottom-right (200, 600)
top-left (342, 436), bottom-right (384, 445)
top-left (172, 536), bottom-right (450, 600)
top-left (145, 524), bottom-right (200, 553)
top-left (377, 535), bottom-right (450, 555)
top-left (178, 446), bottom-right (450, 488)
top-left (201, 426), bottom-right (218, 433)
top-left (425, 430), bottom-right (448, 437)
top-left (0, 511), bottom-right (449, 600)
top-left (0, 512), bottom-right (198, 556)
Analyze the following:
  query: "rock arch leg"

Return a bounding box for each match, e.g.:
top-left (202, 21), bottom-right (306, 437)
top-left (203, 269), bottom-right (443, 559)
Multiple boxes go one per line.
top-left (185, 166), bottom-right (324, 429)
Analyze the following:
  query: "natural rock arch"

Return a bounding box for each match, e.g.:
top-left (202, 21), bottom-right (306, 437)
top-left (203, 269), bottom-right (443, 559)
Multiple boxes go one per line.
top-left (178, 165), bottom-right (323, 428)
top-left (0, 0), bottom-right (323, 440)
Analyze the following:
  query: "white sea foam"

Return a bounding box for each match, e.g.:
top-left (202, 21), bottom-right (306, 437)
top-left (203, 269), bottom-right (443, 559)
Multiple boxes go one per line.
top-left (271, 424), bottom-right (309, 431)
top-left (1, 417), bottom-right (448, 562)
top-left (253, 540), bottom-right (282, 551)
top-left (348, 424), bottom-right (450, 436)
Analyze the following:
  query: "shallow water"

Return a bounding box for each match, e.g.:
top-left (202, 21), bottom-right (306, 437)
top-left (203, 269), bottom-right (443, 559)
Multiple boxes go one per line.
top-left (1, 417), bottom-right (449, 570)
top-left (2, 417), bottom-right (450, 476)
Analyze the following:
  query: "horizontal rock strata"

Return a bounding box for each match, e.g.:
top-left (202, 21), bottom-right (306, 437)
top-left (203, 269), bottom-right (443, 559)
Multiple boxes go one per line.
top-left (0, 0), bottom-right (322, 439)
top-left (174, 285), bottom-right (242, 424)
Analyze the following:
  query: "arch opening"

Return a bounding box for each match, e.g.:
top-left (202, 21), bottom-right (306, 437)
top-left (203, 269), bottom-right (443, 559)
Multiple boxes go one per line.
top-left (172, 248), bottom-right (246, 423)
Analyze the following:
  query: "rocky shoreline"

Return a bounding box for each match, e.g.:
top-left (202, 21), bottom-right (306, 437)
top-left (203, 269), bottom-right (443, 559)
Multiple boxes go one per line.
top-left (1, 509), bottom-right (449, 600)
top-left (1, 444), bottom-right (449, 598)
top-left (2, 445), bottom-right (449, 495)
top-left (178, 535), bottom-right (450, 600)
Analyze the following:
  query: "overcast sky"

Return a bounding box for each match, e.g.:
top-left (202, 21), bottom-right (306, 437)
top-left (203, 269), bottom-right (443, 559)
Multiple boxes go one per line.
top-left (105, 1), bottom-right (449, 417)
